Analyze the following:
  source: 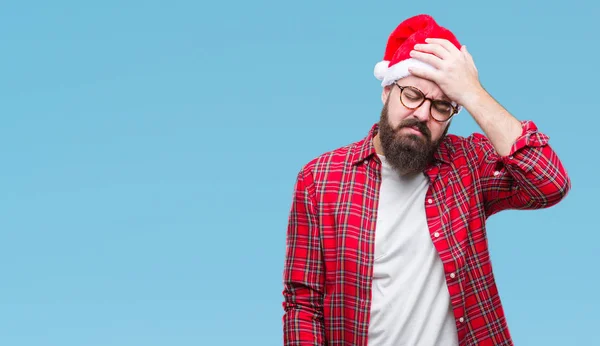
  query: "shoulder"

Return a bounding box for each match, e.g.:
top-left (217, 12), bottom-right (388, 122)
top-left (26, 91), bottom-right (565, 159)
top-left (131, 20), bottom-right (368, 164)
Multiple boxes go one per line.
top-left (295, 124), bottom-right (376, 182)
top-left (296, 140), bottom-right (359, 182)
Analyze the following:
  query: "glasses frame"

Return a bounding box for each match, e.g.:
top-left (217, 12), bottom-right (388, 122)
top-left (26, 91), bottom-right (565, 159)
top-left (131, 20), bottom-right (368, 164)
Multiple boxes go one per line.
top-left (394, 82), bottom-right (458, 123)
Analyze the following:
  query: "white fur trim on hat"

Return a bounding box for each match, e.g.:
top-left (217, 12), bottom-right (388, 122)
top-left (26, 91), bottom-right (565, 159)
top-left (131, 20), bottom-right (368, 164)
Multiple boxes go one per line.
top-left (379, 58), bottom-right (436, 87)
top-left (373, 60), bottom-right (390, 80)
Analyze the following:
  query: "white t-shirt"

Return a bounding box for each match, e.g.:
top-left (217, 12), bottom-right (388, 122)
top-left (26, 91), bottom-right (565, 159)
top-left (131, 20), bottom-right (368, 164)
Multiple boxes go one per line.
top-left (368, 155), bottom-right (458, 346)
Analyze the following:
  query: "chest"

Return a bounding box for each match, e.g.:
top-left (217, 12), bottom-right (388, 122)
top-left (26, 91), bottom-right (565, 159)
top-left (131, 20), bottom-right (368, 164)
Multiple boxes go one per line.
top-left (316, 161), bottom-right (484, 292)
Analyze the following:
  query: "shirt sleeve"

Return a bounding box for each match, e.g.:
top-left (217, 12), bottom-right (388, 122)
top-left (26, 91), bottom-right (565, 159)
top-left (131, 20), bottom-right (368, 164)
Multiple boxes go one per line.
top-left (471, 120), bottom-right (571, 217)
top-left (282, 166), bottom-right (326, 345)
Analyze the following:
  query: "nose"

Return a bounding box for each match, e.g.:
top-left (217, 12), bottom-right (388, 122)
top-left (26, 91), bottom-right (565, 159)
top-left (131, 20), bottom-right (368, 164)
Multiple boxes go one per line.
top-left (412, 100), bottom-right (431, 122)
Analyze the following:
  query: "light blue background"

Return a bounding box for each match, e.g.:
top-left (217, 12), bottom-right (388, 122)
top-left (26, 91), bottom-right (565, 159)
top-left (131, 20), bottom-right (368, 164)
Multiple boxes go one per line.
top-left (1, 1), bottom-right (597, 345)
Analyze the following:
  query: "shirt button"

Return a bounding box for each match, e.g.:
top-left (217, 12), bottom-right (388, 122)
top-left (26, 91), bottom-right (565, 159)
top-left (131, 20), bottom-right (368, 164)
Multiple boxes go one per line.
top-left (433, 232), bottom-right (440, 238)
top-left (459, 317), bottom-right (465, 323)
top-left (493, 171), bottom-right (501, 176)
top-left (427, 198), bottom-right (433, 204)
top-left (450, 273), bottom-right (456, 279)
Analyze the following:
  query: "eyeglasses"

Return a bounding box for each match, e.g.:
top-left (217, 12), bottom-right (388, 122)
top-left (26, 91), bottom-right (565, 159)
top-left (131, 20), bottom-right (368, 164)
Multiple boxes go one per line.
top-left (394, 83), bottom-right (458, 122)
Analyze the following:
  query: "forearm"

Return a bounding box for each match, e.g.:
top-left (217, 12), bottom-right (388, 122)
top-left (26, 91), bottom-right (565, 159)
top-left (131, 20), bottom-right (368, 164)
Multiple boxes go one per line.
top-left (282, 246), bottom-right (326, 345)
top-left (461, 87), bottom-right (523, 157)
top-left (473, 120), bottom-right (571, 214)
top-left (282, 290), bottom-right (326, 345)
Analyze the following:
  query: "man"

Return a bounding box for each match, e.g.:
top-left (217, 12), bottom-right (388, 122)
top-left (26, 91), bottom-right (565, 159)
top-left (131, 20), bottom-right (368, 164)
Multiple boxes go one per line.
top-left (281, 14), bottom-right (570, 346)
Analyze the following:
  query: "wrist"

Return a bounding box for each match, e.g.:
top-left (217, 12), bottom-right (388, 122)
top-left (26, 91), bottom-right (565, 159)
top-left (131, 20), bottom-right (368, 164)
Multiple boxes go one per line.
top-left (458, 84), bottom-right (488, 110)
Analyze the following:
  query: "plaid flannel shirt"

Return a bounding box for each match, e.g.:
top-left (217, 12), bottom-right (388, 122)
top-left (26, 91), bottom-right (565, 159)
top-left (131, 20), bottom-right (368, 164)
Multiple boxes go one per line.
top-left (282, 120), bottom-right (570, 345)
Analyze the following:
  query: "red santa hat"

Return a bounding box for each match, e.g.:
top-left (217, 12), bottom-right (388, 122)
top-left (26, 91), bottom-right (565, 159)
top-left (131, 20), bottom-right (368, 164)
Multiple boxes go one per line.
top-left (374, 14), bottom-right (462, 88)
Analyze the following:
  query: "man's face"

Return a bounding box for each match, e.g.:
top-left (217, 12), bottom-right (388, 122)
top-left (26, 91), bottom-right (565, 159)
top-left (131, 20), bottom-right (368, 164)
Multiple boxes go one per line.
top-left (378, 75), bottom-right (452, 175)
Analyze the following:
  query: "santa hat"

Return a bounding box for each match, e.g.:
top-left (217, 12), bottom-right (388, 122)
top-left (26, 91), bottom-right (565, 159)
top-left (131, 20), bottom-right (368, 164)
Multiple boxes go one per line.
top-left (374, 14), bottom-right (462, 88)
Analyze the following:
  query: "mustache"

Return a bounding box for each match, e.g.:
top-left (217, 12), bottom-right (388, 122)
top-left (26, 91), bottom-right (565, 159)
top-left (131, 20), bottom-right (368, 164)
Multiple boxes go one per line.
top-left (396, 119), bottom-right (431, 139)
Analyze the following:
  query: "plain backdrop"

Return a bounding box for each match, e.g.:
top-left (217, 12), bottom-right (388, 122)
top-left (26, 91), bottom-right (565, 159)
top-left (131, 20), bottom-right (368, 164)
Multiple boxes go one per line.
top-left (1, 0), bottom-right (598, 345)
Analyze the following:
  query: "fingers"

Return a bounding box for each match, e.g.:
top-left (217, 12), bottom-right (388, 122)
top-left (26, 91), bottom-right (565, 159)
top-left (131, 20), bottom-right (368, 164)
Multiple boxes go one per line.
top-left (425, 38), bottom-right (459, 53)
top-left (408, 65), bottom-right (439, 82)
top-left (409, 50), bottom-right (442, 69)
top-left (413, 42), bottom-right (450, 60)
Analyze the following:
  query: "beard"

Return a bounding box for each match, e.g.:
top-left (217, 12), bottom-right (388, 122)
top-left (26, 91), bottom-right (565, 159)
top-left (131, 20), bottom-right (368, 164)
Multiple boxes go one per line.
top-left (378, 100), bottom-right (448, 176)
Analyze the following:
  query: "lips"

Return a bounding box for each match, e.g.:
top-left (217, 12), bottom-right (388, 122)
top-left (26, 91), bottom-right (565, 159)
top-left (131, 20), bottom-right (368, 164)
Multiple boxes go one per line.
top-left (402, 126), bottom-right (423, 136)
top-left (396, 120), bottom-right (431, 140)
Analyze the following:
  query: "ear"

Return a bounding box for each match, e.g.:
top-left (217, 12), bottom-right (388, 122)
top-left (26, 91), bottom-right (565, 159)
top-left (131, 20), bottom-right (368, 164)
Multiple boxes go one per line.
top-left (381, 85), bottom-right (392, 104)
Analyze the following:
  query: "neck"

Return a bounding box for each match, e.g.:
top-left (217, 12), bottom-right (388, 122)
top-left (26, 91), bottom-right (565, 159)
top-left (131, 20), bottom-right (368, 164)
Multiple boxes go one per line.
top-left (373, 133), bottom-right (384, 155)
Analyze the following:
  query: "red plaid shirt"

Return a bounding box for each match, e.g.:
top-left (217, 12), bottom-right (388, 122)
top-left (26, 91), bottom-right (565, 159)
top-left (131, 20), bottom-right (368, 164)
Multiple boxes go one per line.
top-left (282, 121), bottom-right (570, 345)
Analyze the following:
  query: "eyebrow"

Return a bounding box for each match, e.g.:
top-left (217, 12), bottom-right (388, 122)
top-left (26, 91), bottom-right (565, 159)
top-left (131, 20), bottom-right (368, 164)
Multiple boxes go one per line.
top-left (426, 91), bottom-right (451, 103)
top-left (415, 86), bottom-right (451, 102)
top-left (403, 83), bottom-right (453, 103)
